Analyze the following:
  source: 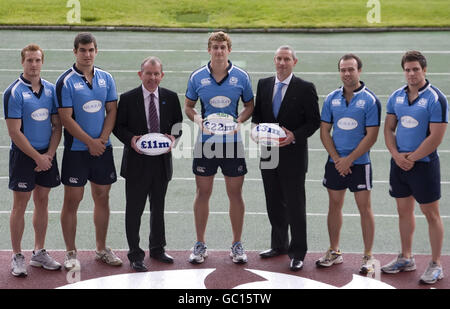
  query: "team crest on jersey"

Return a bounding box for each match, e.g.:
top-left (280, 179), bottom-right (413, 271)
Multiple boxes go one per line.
top-left (44, 88), bottom-right (53, 97)
top-left (229, 76), bottom-right (238, 86)
top-left (331, 99), bottom-right (341, 106)
top-left (201, 78), bottom-right (211, 86)
top-left (98, 78), bottom-right (106, 88)
top-left (418, 98), bottom-right (428, 108)
top-left (356, 100), bottom-right (366, 108)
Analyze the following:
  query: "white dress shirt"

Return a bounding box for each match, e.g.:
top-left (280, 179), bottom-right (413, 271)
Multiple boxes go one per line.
top-left (273, 73), bottom-right (293, 101)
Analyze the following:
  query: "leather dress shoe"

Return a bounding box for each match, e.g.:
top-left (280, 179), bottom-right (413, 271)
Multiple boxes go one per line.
top-left (259, 248), bottom-right (286, 258)
top-left (290, 259), bottom-right (303, 271)
top-left (131, 260), bottom-right (148, 272)
top-left (150, 252), bottom-right (174, 264)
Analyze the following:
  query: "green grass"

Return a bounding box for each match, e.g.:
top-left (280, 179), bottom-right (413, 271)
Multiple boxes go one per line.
top-left (1, 0), bottom-right (450, 28)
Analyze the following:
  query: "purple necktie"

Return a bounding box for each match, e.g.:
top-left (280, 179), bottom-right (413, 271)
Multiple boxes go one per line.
top-left (148, 93), bottom-right (159, 133)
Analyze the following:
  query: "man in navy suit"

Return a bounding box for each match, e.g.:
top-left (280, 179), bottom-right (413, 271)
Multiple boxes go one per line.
top-left (252, 46), bottom-right (320, 270)
top-left (113, 56), bottom-right (183, 272)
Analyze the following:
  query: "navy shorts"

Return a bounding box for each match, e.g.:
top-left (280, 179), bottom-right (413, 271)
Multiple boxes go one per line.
top-left (61, 146), bottom-right (117, 186)
top-left (323, 161), bottom-right (372, 192)
top-left (389, 157), bottom-right (441, 204)
top-left (9, 147), bottom-right (61, 192)
top-left (193, 142), bottom-right (247, 177)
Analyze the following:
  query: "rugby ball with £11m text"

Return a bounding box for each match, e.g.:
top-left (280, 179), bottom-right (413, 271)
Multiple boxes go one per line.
top-left (136, 133), bottom-right (172, 156)
top-left (202, 113), bottom-right (238, 135)
top-left (251, 123), bottom-right (287, 146)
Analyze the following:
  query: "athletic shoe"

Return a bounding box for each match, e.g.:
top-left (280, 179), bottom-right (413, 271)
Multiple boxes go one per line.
top-left (11, 253), bottom-right (27, 277)
top-left (230, 241), bottom-right (248, 264)
top-left (64, 250), bottom-right (80, 271)
top-left (189, 241), bottom-right (208, 264)
top-left (95, 247), bottom-right (123, 266)
top-left (381, 254), bottom-right (416, 274)
top-left (420, 261), bottom-right (444, 284)
top-left (359, 255), bottom-right (375, 274)
top-left (315, 248), bottom-right (343, 267)
top-left (30, 249), bottom-right (61, 270)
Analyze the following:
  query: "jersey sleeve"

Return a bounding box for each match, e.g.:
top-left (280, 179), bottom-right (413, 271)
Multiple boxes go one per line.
top-left (4, 85), bottom-right (23, 119)
top-left (386, 93), bottom-right (396, 115)
top-left (106, 73), bottom-right (118, 103)
top-left (429, 88), bottom-right (449, 123)
top-left (56, 77), bottom-right (73, 108)
top-left (185, 75), bottom-right (198, 102)
top-left (320, 95), bottom-right (333, 123)
top-left (241, 73), bottom-right (254, 103)
top-left (365, 96), bottom-right (382, 127)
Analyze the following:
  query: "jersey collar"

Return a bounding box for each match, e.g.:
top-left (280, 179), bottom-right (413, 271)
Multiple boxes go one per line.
top-left (340, 81), bottom-right (366, 95)
top-left (72, 63), bottom-right (96, 77)
top-left (19, 73), bottom-right (43, 98)
top-left (206, 60), bottom-right (233, 85)
top-left (404, 79), bottom-right (430, 95)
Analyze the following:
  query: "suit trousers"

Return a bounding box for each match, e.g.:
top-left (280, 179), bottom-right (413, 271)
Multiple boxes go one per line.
top-left (261, 166), bottom-right (307, 260)
top-left (125, 156), bottom-right (168, 262)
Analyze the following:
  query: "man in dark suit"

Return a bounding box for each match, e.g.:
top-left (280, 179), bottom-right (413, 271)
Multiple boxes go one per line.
top-left (252, 45), bottom-right (320, 271)
top-left (113, 56), bottom-right (182, 272)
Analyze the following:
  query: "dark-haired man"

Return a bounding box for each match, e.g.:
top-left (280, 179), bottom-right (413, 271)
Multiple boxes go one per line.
top-left (381, 51), bottom-right (448, 284)
top-left (56, 32), bottom-right (122, 270)
top-left (317, 54), bottom-right (381, 274)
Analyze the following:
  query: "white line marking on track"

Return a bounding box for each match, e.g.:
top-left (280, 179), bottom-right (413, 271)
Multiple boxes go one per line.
top-left (1, 210), bottom-right (450, 219)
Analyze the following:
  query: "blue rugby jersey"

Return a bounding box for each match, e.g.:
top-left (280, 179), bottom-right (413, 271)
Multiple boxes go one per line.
top-left (386, 80), bottom-right (448, 162)
top-left (186, 61), bottom-right (254, 143)
top-left (3, 74), bottom-right (57, 150)
top-left (321, 82), bottom-right (381, 165)
top-left (55, 64), bottom-right (117, 151)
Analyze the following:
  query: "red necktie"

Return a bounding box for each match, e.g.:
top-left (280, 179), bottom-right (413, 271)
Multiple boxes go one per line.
top-left (148, 93), bottom-right (159, 133)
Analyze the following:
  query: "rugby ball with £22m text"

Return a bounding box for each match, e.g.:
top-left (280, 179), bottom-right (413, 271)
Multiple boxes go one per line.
top-left (136, 133), bottom-right (172, 156)
top-left (202, 112), bottom-right (238, 135)
top-left (251, 123), bottom-right (287, 146)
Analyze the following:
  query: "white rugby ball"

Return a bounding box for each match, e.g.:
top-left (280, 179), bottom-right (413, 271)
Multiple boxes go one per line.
top-left (202, 112), bottom-right (238, 135)
top-left (251, 123), bottom-right (287, 146)
top-left (136, 133), bottom-right (172, 156)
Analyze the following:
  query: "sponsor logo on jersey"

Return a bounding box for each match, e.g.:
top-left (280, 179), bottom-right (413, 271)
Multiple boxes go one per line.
top-left (209, 96), bottom-right (231, 108)
top-left (31, 108), bottom-right (49, 121)
top-left (82, 100), bottom-right (102, 113)
top-left (396, 96), bottom-right (404, 104)
top-left (200, 78), bottom-right (211, 86)
top-left (74, 82), bottom-right (84, 90)
top-left (400, 115), bottom-right (419, 128)
top-left (331, 99), bottom-right (341, 106)
top-left (22, 92), bottom-right (32, 100)
top-left (337, 117), bottom-right (358, 130)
